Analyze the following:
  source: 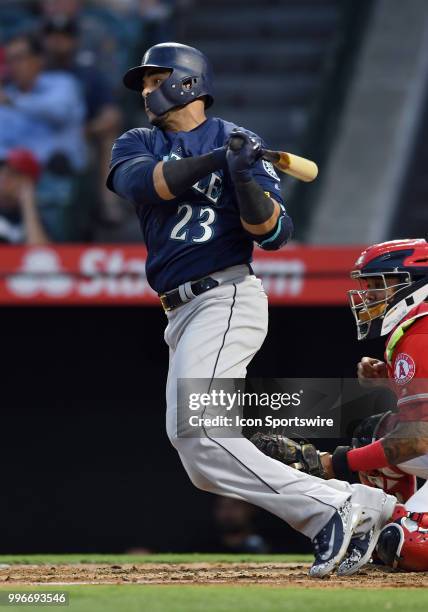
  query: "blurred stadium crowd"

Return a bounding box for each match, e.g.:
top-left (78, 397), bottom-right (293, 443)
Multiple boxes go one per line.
top-left (1, 0), bottom-right (426, 247)
top-left (0, 0), bottom-right (175, 245)
top-left (0, 0), bottom-right (372, 248)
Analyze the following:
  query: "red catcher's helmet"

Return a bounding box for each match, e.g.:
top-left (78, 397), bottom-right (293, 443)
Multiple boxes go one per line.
top-left (377, 506), bottom-right (428, 571)
top-left (348, 239), bottom-right (428, 340)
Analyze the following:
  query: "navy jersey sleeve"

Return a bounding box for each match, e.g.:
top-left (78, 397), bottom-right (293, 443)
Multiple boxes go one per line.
top-left (107, 128), bottom-right (155, 182)
top-left (248, 133), bottom-right (284, 205)
top-left (251, 156), bottom-right (284, 205)
top-left (256, 202), bottom-right (293, 250)
top-left (106, 128), bottom-right (160, 206)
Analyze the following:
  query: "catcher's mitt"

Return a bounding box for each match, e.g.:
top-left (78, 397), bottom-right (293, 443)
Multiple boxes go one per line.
top-left (250, 432), bottom-right (327, 479)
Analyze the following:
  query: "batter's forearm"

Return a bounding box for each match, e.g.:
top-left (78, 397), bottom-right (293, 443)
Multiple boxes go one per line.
top-left (241, 200), bottom-right (280, 235)
top-left (155, 148), bottom-right (227, 200)
top-left (109, 148), bottom-right (226, 206)
top-left (233, 178), bottom-right (293, 248)
top-left (233, 177), bottom-right (276, 227)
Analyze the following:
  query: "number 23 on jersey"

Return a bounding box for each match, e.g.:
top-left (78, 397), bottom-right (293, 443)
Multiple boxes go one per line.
top-left (170, 204), bottom-right (216, 243)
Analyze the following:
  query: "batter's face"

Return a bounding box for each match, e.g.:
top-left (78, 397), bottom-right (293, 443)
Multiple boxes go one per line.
top-left (141, 69), bottom-right (172, 126)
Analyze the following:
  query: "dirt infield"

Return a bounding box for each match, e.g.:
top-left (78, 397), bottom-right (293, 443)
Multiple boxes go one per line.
top-left (0, 563), bottom-right (427, 588)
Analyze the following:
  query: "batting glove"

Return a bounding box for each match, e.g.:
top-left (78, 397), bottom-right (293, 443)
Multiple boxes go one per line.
top-left (226, 128), bottom-right (263, 182)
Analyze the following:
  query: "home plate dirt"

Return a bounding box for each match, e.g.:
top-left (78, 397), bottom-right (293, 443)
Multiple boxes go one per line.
top-left (0, 563), bottom-right (427, 588)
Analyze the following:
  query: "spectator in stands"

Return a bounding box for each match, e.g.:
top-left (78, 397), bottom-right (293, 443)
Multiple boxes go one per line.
top-left (0, 149), bottom-right (50, 245)
top-left (40, 0), bottom-right (81, 20)
top-left (0, 47), bottom-right (6, 81)
top-left (189, 497), bottom-right (270, 553)
top-left (0, 32), bottom-right (87, 174)
top-left (139, 1), bottom-right (175, 51)
top-left (39, 0), bottom-right (134, 92)
top-left (43, 16), bottom-right (123, 224)
top-left (40, 0), bottom-right (174, 84)
top-left (212, 498), bottom-right (270, 553)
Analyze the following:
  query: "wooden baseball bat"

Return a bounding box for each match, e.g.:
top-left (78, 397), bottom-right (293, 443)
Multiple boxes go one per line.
top-left (229, 136), bottom-right (318, 183)
top-left (262, 150), bottom-right (318, 182)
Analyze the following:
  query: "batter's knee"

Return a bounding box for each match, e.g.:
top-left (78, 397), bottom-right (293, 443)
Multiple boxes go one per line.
top-left (182, 465), bottom-right (218, 493)
top-left (167, 434), bottom-right (219, 493)
top-left (166, 426), bottom-right (179, 449)
top-left (166, 417), bottom-right (205, 450)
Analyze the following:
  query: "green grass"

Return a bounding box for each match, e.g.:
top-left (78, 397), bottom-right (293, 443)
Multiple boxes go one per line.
top-left (0, 555), bottom-right (424, 612)
top-left (0, 553), bottom-right (312, 565)
top-left (0, 586), bottom-right (425, 612)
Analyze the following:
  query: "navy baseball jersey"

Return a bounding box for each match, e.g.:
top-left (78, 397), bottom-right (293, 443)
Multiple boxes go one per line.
top-left (107, 116), bottom-right (285, 294)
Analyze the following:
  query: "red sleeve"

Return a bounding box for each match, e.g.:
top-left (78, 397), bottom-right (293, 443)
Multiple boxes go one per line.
top-left (392, 332), bottom-right (428, 421)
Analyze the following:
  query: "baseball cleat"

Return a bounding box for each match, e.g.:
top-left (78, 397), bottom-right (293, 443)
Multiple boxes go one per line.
top-left (337, 493), bottom-right (397, 576)
top-left (309, 499), bottom-right (362, 578)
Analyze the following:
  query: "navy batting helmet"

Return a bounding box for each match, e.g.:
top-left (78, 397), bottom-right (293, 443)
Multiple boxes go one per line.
top-left (123, 42), bottom-right (214, 116)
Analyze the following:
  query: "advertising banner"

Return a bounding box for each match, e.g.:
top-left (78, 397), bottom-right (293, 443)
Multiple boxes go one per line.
top-left (0, 245), bottom-right (362, 306)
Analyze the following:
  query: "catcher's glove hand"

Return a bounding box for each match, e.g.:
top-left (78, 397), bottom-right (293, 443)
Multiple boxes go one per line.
top-left (250, 432), bottom-right (327, 479)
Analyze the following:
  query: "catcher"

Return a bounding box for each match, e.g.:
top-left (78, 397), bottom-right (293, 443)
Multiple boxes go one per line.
top-left (252, 239), bottom-right (428, 571)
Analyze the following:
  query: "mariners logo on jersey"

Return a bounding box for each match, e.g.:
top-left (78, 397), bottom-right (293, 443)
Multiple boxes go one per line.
top-left (262, 159), bottom-right (280, 181)
top-left (394, 352), bottom-right (416, 385)
top-left (165, 152), bottom-right (223, 205)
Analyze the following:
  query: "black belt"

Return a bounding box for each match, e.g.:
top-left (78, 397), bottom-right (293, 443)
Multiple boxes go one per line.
top-left (159, 264), bottom-right (254, 312)
top-left (159, 276), bottom-right (219, 312)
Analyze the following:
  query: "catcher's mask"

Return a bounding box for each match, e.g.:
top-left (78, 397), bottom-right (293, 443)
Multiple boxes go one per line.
top-left (351, 412), bottom-right (394, 448)
top-left (348, 239), bottom-right (428, 340)
top-left (123, 42), bottom-right (214, 116)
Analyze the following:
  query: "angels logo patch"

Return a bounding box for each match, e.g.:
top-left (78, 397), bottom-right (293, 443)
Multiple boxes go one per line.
top-left (394, 353), bottom-right (416, 385)
top-left (262, 160), bottom-right (280, 181)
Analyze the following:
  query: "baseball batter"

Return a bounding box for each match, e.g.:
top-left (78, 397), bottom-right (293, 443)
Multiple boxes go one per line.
top-left (107, 42), bottom-right (395, 577)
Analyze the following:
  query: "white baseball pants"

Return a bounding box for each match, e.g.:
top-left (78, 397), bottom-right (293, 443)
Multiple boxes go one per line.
top-left (164, 265), bottom-right (392, 538)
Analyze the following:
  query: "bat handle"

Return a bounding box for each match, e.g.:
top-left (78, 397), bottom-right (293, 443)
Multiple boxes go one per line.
top-left (261, 149), bottom-right (280, 164)
top-left (229, 136), bottom-right (268, 162)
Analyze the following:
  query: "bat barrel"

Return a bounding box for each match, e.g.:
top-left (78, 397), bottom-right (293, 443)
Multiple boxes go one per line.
top-left (278, 153), bottom-right (318, 182)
